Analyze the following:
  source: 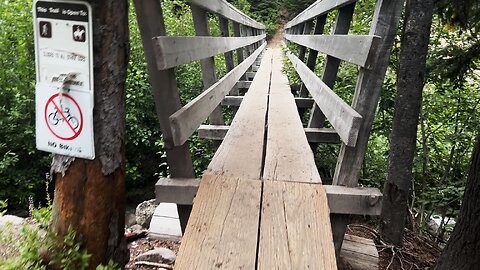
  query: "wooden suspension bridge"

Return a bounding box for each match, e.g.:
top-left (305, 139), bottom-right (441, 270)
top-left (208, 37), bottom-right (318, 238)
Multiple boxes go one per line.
top-left (133, 0), bottom-right (404, 268)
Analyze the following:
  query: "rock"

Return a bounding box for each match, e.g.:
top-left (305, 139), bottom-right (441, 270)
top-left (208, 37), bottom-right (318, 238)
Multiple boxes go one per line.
top-left (0, 215), bottom-right (25, 227)
top-left (125, 207), bottom-right (137, 227)
top-left (134, 247), bottom-right (176, 264)
top-left (135, 199), bottom-right (158, 228)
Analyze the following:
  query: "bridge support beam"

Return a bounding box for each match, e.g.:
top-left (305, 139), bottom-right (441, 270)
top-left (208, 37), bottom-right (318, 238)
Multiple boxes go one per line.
top-left (154, 178), bottom-right (382, 216)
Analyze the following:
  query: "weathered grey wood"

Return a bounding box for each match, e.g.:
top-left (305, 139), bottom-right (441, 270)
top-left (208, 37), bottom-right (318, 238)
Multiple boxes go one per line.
top-left (258, 181), bottom-right (337, 269)
top-left (154, 177), bottom-right (382, 215)
top-left (305, 127), bottom-right (341, 144)
top-left (332, 0), bottom-right (405, 257)
top-left (285, 0), bottom-right (357, 29)
top-left (175, 174), bottom-right (262, 270)
top-left (188, 0), bottom-right (265, 30)
top-left (308, 3), bottom-right (357, 256)
top-left (287, 52), bottom-right (362, 146)
top-left (340, 234), bottom-right (379, 270)
top-left (169, 42), bottom-right (266, 146)
top-left (222, 96), bottom-right (244, 106)
top-left (295, 97), bottom-right (315, 108)
top-left (197, 124), bottom-right (230, 140)
top-left (334, 0), bottom-right (405, 186)
top-left (263, 49), bottom-right (321, 183)
top-left (245, 27), bottom-right (254, 57)
top-left (236, 80), bottom-right (251, 89)
top-left (198, 125), bottom-right (341, 143)
top-left (155, 178), bottom-right (200, 205)
top-left (153, 35), bottom-right (266, 70)
top-left (299, 15), bottom-right (327, 97)
top-left (309, 3), bottom-right (355, 129)
top-left (134, 0), bottom-right (195, 233)
top-left (246, 71), bottom-right (256, 80)
top-left (191, 6), bottom-right (224, 129)
top-left (232, 22), bottom-right (244, 65)
top-left (219, 17), bottom-right (239, 95)
top-left (298, 20), bottom-right (314, 62)
top-left (207, 49), bottom-right (271, 180)
top-left (222, 96), bottom-right (314, 108)
top-left (285, 34), bottom-right (378, 68)
top-left (324, 185), bottom-right (382, 215)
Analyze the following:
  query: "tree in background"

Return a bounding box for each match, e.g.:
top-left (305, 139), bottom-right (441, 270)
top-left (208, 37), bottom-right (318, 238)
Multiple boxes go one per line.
top-left (380, 0), bottom-right (435, 245)
top-left (435, 134), bottom-right (480, 269)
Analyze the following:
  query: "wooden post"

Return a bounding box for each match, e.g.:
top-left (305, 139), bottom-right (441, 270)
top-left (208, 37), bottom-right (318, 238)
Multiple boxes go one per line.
top-left (331, 0), bottom-right (405, 254)
top-left (299, 16), bottom-right (327, 98)
top-left (298, 20), bottom-right (313, 63)
top-left (232, 22), bottom-right (244, 65)
top-left (219, 16), bottom-right (238, 95)
top-left (51, 1), bottom-right (129, 268)
top-left (308, 4), bottom-right (355, 129)
top-left (191, 6), bottom-right (224, 131)
top-left (133, 0), bottom-right (196, 233)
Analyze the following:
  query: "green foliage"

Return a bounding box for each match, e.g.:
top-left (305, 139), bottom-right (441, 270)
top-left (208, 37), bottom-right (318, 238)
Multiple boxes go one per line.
top-left (0, 204), bottom-right (121, 270)
top-left (0, 0), bottom-right (51, 209)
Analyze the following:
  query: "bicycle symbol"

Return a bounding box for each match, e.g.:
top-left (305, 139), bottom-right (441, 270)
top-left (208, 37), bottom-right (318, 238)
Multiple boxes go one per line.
top-left (48, 106), bottom-right (80, 130)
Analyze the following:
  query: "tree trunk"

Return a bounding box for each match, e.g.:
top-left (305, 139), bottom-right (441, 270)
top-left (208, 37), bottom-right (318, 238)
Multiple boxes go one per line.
top-left (380, 0), bottom-right (434, 246)
top-left (435, 134), bottom-right (480, 269)
top-left (51, 1), bottom-right (129, 268)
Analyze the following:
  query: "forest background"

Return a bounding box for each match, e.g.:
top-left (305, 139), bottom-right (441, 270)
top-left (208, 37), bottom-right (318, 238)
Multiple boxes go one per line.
top-left (0, 0), bottom-right (479, 244)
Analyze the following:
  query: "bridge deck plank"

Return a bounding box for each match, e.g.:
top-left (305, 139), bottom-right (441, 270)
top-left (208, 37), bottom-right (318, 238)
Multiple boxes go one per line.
top-left (263, 49), bottom-right (321, 183)
top-left (174, 174), bottom-right (262, 269)
top-left (207, 49), bottom-right (272, 180)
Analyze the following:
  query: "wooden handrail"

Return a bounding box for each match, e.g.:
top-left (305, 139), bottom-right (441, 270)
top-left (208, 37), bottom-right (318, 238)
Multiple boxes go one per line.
top-left (153, 34), bottom-right (266, 69)
top-left (169, 42), bottom-right (267, 146)
top-left (188, 0), bottom-right (265, 30)
top-left (284, 0), bottom-right (357, 29)
top-left (284, 34), bottom-right (379, 68)
top-left (287, 51), bottom-right (362, 147)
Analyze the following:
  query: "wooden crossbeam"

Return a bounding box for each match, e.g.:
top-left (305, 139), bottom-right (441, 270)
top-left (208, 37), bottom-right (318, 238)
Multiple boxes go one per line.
top-left (245, 71), bottom-right (255, 80)
top-left (155, 178), bottom-right (383, 215)
top-left (284, 34), bottom-right (378, 68)
top-left (153, 35), bottom-right (266, 69)
top-left (222, 96), bottom-right (314, 108)
top-left (197, 125), bottom-right (341, 144)
top-left (236, 80), bottom-right (251, 89)
top-left (169, 42), bottom-right (266, 146)
top-left (287, 51), bottom-right (362, 146)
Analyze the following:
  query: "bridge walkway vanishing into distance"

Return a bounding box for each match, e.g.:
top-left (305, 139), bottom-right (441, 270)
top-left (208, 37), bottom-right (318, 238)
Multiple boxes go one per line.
top-left (133, 0), bottom-right (404, 269)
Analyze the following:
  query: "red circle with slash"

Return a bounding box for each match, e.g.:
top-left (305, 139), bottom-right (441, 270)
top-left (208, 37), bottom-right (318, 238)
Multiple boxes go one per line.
top-left (44, 93), bottom-right (84, 140)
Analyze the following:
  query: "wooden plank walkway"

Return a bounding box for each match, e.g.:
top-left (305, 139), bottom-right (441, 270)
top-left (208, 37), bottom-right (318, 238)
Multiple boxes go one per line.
top-left (175, 48), bottom-right (337, 269)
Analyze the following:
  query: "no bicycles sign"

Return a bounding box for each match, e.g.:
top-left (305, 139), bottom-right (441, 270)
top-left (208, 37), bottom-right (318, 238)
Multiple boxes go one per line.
top-left (34, 0), bottom-right (94, 159)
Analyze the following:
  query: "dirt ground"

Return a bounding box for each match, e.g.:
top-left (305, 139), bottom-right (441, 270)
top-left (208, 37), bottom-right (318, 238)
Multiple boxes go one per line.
top-left (126, 222), bottom-right (441, 270)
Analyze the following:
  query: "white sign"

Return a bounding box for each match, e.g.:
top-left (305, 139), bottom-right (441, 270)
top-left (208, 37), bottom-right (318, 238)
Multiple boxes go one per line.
top-left (33, 0), bottom-right (95, 159)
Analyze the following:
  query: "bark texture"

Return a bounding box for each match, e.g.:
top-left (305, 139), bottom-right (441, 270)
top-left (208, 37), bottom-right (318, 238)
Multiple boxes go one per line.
top-left (435, 135), bottom-right (480, 269)
top-left (51, 0), bottom-right (129, 268)
top-left (380, 0), bottom-right (434, 246)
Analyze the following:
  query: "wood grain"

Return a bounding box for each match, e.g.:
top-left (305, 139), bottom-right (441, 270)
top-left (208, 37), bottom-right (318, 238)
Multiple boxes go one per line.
top-left (285, 0), bottom-right (357, 29)
top-left (207, 49), bottom-right (272, 180)
top-left (284, 34), bottom-right (378, 68)
top-left (153, 35), bottom-right (266, 69)
top-left (175, 174), bottom-right (262, 270)
top-left (188, 0), bottom-right (265, 29)
top-left (258, 181), bottom-right (337, 269)
top-left (287, 51), bottom-right (362, 146)
top-left (169, 42), bottom-right (266, 146)
top-left (263, 49), bottom-right (321, 183)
